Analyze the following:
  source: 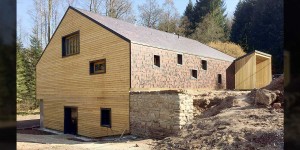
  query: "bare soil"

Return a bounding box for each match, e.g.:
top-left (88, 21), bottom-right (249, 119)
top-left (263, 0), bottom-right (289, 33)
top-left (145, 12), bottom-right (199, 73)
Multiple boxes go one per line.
top-left (155, 90), bottom-right (284, 150)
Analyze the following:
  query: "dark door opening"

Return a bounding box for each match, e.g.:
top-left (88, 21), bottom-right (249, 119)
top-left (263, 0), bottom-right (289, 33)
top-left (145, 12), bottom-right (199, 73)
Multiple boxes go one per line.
top-left (64, 107), bottom-right (78, 135)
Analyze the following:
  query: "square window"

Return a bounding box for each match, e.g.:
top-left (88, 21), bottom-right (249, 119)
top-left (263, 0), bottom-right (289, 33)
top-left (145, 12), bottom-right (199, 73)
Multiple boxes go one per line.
top-left (202, 60), bottom-right (207, 70)
top-left (90, 59), bottom-right (106, 74)
top-left (191, 69), bottom-right (198, 79)
top-left (101, 108), bottom-right (111, 128)
top-left (154, 55), bottom-right (160, 67)
top-left (218, 74), bottom-right (222, 84)
top-left (177, 54), bottom-right (183, 65)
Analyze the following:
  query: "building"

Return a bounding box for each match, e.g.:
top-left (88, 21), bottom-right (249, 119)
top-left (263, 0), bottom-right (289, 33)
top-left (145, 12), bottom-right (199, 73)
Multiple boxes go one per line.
top-left (234, 50), bottom-right (272, 90)
top-left (36, 6), bottom-right (237, 138)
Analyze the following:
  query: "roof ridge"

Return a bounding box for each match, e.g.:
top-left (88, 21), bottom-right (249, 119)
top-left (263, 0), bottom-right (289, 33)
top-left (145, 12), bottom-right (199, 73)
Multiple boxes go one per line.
top-left (71, 6), bottom-right (198, 42)
top-left (70, 6), bottom-right (235, 62)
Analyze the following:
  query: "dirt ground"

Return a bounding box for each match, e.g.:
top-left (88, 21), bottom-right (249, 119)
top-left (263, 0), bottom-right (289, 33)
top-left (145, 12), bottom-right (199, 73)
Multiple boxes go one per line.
top-left (17, 115), bottom-right (155, 150)
top-left (155, 77), bottom-right (284, 150)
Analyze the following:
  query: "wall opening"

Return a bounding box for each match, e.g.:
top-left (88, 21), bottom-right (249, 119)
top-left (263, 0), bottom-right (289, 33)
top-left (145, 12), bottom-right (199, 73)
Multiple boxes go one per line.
top-left (154, 55), bottom-right (160, 67)
top-left (101, 108), bottom-right (111, 128)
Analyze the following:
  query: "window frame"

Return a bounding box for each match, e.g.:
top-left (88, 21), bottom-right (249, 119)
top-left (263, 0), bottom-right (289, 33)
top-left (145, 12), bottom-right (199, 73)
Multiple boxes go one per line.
top-left (62, 31), bottom-right (80, 57)
top-left (191, 69), bottom-right (198, 79)
top-left (90, 59), bottom-right (106, 75)
top-left (100, 108), bottom-right (111, 128)
top-left (154, 55), bottom-right (160, 68)
top-left (201, 60), bottom-right (207, 70)
top-left (177, 53), bottom-right (183, 65)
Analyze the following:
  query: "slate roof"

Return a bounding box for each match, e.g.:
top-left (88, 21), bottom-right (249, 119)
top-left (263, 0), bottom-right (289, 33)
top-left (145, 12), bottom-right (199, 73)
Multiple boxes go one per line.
top-left (71, 7), bottom-right (235, 62)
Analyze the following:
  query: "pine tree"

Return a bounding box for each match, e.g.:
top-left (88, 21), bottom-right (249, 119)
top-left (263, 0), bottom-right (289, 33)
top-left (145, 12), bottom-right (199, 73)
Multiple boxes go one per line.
top-left (230, 0), bottom-right (283, 73)
top-left (191, 13), bottom-right (225, 43)
top-left (179, 0), bottom-right (194, 36)
top-left (230, 0), bottom-right (257, 51)
top-left (191, 0), bottom-right (228, 41)
top-left (17, 40), bottom-right (28, 102)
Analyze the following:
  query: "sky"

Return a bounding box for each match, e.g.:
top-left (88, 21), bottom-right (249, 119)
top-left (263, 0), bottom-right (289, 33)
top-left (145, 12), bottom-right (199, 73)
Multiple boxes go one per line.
top-left (17, 0), bottom-right (239, 47)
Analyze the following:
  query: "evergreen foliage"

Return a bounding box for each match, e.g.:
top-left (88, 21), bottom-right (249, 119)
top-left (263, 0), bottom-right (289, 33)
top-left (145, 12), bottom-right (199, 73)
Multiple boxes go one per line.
top-left (230, 0), bottom-right (283, 73)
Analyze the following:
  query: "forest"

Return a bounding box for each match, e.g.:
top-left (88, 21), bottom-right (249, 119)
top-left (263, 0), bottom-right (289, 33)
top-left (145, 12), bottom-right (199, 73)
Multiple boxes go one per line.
top-left (17, 0), bottom-right (283, 112)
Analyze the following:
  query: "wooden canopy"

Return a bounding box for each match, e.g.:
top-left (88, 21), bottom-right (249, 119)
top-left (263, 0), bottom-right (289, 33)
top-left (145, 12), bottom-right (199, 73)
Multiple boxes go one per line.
top-left (234, 50), bottom-right (272, 90)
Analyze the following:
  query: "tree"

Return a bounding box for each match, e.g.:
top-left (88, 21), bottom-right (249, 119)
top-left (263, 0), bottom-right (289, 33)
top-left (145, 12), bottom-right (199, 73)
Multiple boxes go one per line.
top-left (230, 0), bottom-right (283, 73)
top-left (191, 13), bottom-right (225, 44)
top-left (186, 0), bottom-right (228, 40)
top-left (87, 0), bottom-right (135, 23)
top-left (17, 28), bottom-right (43, 110)
top-left (230, 0), bottom-right (257, 51)
top-left (138, 0), bottom-right (162, 28)
top-left (17, 40), bottom-right (28, 102)
top-left (178, 0), bottom-right (194, 36)
top-left (157, 0), bottom-right (180, 33)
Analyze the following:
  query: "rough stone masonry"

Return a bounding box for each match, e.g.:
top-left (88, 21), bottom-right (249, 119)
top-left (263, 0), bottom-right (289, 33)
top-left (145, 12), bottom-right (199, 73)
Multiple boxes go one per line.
top-left (129, 90), bottom-right (193, 139)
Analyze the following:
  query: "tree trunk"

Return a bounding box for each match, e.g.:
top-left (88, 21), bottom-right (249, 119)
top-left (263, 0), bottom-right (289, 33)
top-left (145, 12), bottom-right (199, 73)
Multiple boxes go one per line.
top-left (48, 0), bottom-right (52, 42)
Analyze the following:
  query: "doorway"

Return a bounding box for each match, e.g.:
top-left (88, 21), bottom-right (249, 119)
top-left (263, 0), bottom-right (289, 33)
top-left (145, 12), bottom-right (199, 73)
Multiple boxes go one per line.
top-left (64, 107), bottom-right (78, 135)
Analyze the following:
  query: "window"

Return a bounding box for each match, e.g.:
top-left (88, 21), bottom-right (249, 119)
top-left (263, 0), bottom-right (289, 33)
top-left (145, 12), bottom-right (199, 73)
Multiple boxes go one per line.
top-left (191, 69), bottom-right (198, 79)
top-left (218, 74), bottom-right (222, 84)
top-left (177, 54), bottom-right (183, 65)
top-left (154, 55), bottom-right (160, 67)
top-left (202, 60), bottom-right (207, 70)
top-left (90, 59), bottom-right (106, 74)
top-left (62, 31), bottom-right (80, 57)
top-left (101, 108), bottom-right (111, 128)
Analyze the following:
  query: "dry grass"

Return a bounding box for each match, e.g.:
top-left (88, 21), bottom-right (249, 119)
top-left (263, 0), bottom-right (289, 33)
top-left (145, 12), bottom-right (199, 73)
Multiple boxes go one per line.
top-left (207, 41), bottom-right (246, 58)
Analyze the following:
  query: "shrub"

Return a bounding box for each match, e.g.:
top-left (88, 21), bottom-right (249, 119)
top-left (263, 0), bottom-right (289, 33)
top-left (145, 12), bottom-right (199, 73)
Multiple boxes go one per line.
top-left (207, 41), bottom-right (246, 58)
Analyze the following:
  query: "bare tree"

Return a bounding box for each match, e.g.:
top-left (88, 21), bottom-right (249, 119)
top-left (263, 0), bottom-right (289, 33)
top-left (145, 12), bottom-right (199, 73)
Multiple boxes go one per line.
top-left (48, 0), bottom-right (52, 42)
top-left (105, 0), bottom-right (132, 19)
top-left (158, 0), bottom-right (180, 33)
top-left (138, 0), bottom-right (162, 28)
top-left (89, 0), bottom-right (103, 13)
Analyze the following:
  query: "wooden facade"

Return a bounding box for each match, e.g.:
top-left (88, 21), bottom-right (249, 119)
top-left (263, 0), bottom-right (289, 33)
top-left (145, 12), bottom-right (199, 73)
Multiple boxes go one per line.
top-left (235, 50), bottom-right (272, 90)
top-left (36, 8), bottom-right (130, 137)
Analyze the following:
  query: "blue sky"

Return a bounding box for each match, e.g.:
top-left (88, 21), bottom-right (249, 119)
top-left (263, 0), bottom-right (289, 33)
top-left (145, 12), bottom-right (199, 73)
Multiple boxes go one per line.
top-left (17, 0), bottom-right (239, 47)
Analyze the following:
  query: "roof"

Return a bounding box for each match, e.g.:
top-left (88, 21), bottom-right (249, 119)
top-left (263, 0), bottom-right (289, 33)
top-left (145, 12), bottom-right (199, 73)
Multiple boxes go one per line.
top-left (71, 7), bottom-right (235, 62)
top-left (235, 50), bottom-right (272, 62)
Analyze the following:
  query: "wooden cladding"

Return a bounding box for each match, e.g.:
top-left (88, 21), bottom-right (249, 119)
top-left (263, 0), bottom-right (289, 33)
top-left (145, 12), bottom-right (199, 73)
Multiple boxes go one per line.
top-left (235, 51), bottom-right (272, 90)
top-left (36, 9), bottom-right (130, 137)
top-left (62, 31), bottom-right (80, 57)
top-left (90, 59), bottom-right (106, 74)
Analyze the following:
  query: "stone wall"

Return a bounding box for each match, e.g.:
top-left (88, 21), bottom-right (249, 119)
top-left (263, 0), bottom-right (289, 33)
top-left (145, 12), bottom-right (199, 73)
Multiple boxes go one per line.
top-left (130, 91), bottom-right (193, 139)
top-left (131, 43), bottom-right (234, 89)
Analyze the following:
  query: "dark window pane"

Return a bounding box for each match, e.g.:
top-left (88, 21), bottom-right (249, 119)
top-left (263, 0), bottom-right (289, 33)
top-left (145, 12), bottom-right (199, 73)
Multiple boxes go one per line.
top-left (154, 55), bottom-right (160, 67)
top-left (202, 60), bottom-right (207, 70)
top-left (218, 74), bottom-right (222, 84)
top-left (192, 70), bottom-right (197, 79)
top-left (101, 108), bottom-right (111, 128)
top-left (178, 54), bottom-right (182, 65)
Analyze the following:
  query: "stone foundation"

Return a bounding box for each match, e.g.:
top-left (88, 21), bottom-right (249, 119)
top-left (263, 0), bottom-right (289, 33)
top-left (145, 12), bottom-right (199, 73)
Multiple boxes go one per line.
top-left (129, 90), bottom-right (193, 139)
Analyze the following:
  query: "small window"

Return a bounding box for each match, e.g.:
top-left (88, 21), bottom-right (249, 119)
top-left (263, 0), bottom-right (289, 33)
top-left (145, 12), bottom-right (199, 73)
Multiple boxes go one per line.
top-left (191, 69), bottom-right (198, 79)
top-left (101, 108), bottom-right (111, 128)
top-left (177, 54), bottom-right (183, 65)
top-left (154, 55), bottom-right (160, 67)
top-left (90, 59), bottom-right (106, 74)
top-left (62, 31), bottom-right (80, 57)
top-left (202, 60), bottom-right (207, 70)
top-left (218, 74), bottom-right (222, 84)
